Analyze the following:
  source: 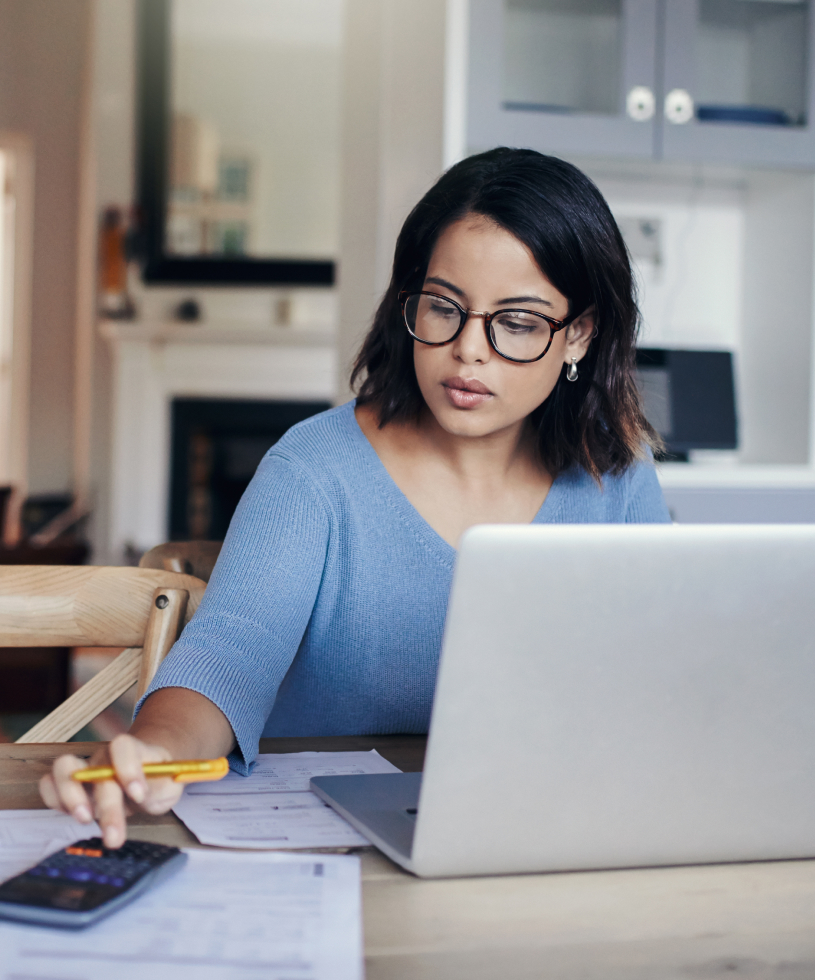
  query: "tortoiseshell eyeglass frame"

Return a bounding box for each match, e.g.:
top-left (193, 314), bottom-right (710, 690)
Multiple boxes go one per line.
top-left (398, 290), bottom-right (576, 364)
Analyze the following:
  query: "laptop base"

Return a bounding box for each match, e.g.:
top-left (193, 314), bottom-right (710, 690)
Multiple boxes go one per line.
top-left (310, 772), bottom-right (421, 871)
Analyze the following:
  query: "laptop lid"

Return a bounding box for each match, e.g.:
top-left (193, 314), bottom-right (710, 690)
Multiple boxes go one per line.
top-left (410, 524), bottom-right (815, 878)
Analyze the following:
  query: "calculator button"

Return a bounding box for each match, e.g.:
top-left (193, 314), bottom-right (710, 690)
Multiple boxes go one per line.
top-left (66, 870), bottom-right (93, 882)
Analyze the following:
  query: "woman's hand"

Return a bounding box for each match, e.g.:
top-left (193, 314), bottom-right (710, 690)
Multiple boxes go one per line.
top-left (39, 733), bottom-right (184, 849)
top-left (39, 688), bottom-right (236, 849)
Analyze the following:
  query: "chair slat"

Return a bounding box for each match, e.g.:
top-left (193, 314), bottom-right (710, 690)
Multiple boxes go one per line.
top-left (15, 646), bottom-right (143, 743)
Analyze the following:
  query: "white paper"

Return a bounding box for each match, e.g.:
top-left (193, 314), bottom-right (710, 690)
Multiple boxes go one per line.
top-left (0, 809), bottom-right (102, 883)
top-left (0, 848), bottom-right (362, 980)
top-left (173, 749), bottom-right (401, 849)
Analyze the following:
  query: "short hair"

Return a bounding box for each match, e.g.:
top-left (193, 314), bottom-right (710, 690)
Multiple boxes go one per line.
top-left (351, 147), bottom-right (657, 478)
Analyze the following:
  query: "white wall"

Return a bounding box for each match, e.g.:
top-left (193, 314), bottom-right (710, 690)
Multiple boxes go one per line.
top-left (0, 0), bottom-right (91, 496)
top-left (596, 170), bottom-right (745, 353)
top-left (336, 0), bottom-right (459, 401)
top-left (740, 171), bottom-right (815, 465)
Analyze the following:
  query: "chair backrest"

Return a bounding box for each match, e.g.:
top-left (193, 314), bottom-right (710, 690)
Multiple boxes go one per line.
top-left (0, 566), bottom-right (206, 743)
top-left (139, 541), bottom-right (223, 583)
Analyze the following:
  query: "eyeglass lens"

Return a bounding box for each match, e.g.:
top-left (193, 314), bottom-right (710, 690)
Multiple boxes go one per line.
top-left (403, 293), bottom-right (553, 362)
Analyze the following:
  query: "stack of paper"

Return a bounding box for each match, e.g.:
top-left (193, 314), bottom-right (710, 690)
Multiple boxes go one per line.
top-left (173, 749), bottom-right (401, 849)
top-left (1, 848), bottom-right (362, 980)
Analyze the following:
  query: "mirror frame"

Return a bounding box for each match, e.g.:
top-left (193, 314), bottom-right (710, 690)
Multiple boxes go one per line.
top-left (137, 0), bottom-right (335, 286)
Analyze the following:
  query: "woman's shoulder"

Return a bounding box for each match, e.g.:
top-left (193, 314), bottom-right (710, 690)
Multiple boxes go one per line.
top-left (264, 400), bottom-right (363, 475)
top-left (220, 400), bottom-right (376, 557)
top-left (541, 451), bottom-right (670, 524)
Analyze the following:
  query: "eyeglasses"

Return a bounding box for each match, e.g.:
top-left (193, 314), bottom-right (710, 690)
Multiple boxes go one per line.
top-left (399, 290), bottom-right (572, 363)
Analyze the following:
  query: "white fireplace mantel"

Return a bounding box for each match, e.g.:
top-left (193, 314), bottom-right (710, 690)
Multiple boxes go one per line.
top-left (105, 321), bottom-right (336, 559)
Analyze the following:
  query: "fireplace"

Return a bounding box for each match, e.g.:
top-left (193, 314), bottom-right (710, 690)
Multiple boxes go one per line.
top-left (169, 398), bottom-right (331, 540)
top-left (104, 313), bottom-right (336, 561)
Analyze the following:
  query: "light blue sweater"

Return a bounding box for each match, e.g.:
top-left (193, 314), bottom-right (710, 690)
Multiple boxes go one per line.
top-left (142, 400), bottom-right (670, 772)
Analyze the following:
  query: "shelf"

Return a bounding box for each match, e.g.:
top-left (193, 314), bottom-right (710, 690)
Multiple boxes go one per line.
top-left (657, 464), bottom-right (815, 489)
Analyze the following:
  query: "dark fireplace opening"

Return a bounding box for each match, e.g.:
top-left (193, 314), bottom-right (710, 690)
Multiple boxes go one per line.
top-left (169, 398), bottom-right (331, 540)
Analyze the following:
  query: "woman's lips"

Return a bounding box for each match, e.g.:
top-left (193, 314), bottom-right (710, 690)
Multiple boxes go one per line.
top-left (441, 377), bottom-right (494, 409)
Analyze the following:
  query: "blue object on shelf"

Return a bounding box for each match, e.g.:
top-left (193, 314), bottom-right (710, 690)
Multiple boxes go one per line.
top-left (696, 105), bottom-right (791, 127)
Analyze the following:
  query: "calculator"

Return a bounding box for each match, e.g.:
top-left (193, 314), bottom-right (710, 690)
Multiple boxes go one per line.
top-left (0, 838), bottom-right (187, 929)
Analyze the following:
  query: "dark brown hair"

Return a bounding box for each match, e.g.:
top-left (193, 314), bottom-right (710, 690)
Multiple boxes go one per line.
top-left (351, 147), bottom-right (657, 478)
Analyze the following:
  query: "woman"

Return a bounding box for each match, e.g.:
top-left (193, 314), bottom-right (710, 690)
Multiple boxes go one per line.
top-left (42, 148), bottom-right (670, 845)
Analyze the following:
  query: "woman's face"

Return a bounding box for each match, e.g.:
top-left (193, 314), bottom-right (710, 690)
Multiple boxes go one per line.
top-left (412, 214), bottom-right (596, 443)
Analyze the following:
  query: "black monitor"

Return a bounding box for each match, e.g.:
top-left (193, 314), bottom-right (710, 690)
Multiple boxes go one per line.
top-left (635, 349), bottom-right (737, 461)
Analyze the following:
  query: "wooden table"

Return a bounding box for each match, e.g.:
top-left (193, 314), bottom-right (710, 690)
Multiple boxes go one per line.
top-left (3, 737), bottom-right (815, 979)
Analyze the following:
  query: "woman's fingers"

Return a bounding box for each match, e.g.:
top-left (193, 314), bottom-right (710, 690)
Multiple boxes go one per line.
top-left (142, 777), bottom-right (184, 814)
top-left (108, 733), bottom-right (151, 805)
top-left (40, 734), bottom-right (182, 849)
top-left (41, 755), bottom-right (94, 823)
top-left (107, 733), bottom-right (180, 813)
top-left (92, 778), bottom-right (127, 849)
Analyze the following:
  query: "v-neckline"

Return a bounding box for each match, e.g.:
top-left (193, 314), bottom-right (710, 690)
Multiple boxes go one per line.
top-left (344, 401), bottom-right (564, 562)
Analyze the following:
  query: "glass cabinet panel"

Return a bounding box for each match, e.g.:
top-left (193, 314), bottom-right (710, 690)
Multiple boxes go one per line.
top-left (502, 0), bottom-right (623, 115)
top-left (694, 0), bottom-right (808, 127)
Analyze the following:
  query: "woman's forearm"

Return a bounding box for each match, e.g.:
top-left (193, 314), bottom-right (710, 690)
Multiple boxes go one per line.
top-left (130, 687), bottom-right (237, 759)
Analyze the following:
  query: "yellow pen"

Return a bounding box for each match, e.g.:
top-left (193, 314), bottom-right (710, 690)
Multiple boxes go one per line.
top-left (71, 757), bottom-right (229, 784)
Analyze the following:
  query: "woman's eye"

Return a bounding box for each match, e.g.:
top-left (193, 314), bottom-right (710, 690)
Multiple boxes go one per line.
top-left (495, 313), bottom-right (542, 333)
top-left (429, 303), bottom-right (458, 317)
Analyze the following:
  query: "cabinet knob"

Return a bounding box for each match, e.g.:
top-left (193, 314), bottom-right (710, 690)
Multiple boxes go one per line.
top-left (665, 89), bottom-right (694, 125)
top-left (626, 86), bottom-right (655, 122)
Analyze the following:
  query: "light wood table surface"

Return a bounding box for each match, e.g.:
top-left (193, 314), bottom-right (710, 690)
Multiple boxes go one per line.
top-left (3, 737), bottom-right (815, 979)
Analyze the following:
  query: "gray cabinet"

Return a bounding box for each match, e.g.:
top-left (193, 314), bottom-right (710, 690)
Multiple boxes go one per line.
top-left (662, 0), bottom-right (815, 168)
top-left (468, 0), bottom-right (815, 168)
top-left (469, 0), bottom-right (659, 159)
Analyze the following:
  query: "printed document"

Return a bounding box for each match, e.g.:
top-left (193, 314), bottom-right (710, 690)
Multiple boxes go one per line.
top-left (173, 749), bottom-right (400, 849)
top-left (1, 848), bottom-right (362, 980)
top-left (0, 809), bottom-right (101, 882)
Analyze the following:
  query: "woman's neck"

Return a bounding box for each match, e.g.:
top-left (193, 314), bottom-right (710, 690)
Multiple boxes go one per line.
top-left (355, 401), bottom-right (552, 548)
top-left (412, 404), bottom-right (541, 488)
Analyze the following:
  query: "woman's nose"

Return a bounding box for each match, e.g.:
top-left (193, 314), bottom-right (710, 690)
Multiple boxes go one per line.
top-left (452, 312), bottom-right (491, 363)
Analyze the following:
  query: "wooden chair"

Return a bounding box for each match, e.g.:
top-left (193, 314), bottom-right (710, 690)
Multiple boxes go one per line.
top-left (0, 566), bottom-right (206, 743)
top-left (139, 540), bottom-right (222, 583)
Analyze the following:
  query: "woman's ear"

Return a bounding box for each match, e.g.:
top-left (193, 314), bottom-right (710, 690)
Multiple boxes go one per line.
top-left (562, 306), bottom-right (597, 365)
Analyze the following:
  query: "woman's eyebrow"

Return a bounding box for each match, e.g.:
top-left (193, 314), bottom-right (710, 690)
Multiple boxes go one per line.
top-left (425, 275), bottom-right (465, 297)
top-left (426, 277), bottom-right (555, 309)
top-left (497, 294), bottom-right (554, 307)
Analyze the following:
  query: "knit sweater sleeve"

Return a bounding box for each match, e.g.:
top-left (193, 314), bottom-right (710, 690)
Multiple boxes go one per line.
top-left (135, 451), bottom-right (331, 772)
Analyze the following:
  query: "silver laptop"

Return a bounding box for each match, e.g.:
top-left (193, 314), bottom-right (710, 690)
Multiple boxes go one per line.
top-left (311, 524), bottom-right (815, 877)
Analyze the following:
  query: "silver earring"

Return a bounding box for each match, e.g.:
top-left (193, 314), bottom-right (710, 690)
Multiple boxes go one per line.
top-left (566, 357), bottom-right (579, 382)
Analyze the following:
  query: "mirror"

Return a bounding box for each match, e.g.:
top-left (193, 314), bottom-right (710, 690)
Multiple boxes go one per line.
top-left (138, 0), bottom-right (341, 284)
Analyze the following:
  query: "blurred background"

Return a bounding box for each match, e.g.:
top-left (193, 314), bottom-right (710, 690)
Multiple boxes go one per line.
top-left (2, 0), bottom-right (815, 738)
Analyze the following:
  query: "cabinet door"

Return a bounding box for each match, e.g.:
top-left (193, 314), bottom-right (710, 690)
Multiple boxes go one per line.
top-left (467, 0), bottom-right (660, 159)
top-left (662, 0), bottom-right (815, 167)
